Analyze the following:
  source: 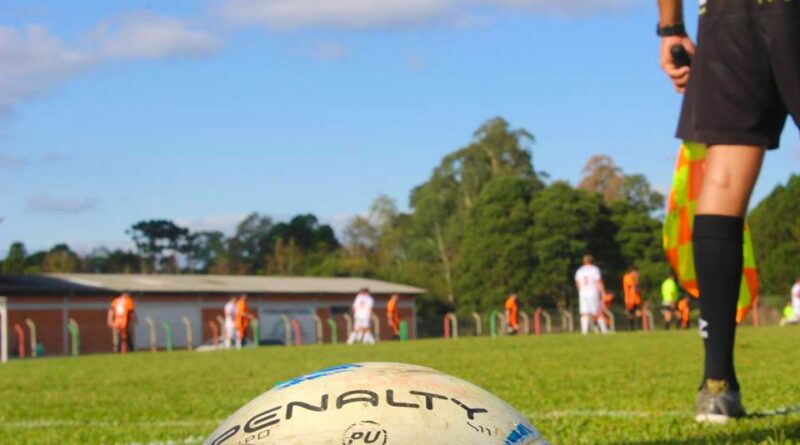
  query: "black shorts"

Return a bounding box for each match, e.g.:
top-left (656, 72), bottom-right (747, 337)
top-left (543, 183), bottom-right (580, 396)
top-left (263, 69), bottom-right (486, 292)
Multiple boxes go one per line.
top-left (677, 0), bottom-right (800, 149)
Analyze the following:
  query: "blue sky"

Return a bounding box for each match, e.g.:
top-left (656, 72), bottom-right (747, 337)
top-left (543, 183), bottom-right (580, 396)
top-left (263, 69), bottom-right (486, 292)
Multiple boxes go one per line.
top-left (1, 0), bottom-right (798, 257)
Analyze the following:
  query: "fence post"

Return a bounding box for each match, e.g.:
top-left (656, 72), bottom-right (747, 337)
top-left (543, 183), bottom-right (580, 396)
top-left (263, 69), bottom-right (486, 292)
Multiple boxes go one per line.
top-left (251, 319), bottom-right (260, 348)
top-left (560, 310), bottom-right (574, 333)
top-left (0, 297), bottom-right (7, 363)
top-left (493, 310), bottom-right (506, 337)
top-left (13, 324), bottom-right (25, 358)
top-left (161, 321), bottom-right (173, 352)
top-left (399, 321), bottom-right (409, 341)
top-left (534, 308), bottom-right (542, 336)
top-left (342, 314), bottom-right (353, 338)
top-left (444, 313), bottom-right (458, 339)
top-left (67, 318), bottom-right (80, 357)
top-left (471, 312), bottom-right (482, 336)
top-left (291, 319), bottom-right (302, 346)
top-left (208, 320), bottom-right (219, 348)
top-left (490, 309), bottom-right (498, 338)
top-left (313, 315), bottom-right (323, 344)
top-left (25, 319), bottom-right (37, 358)
top-left (371, 313), bottom-right (381, 342)
top-left (280, 315), bottom-right (292, 346)
top-left (327, 318), bottom-right (338, 344)
top-left (111, 328), bottom-right (119, 353)
top-left (643, 307), bottom-right (655, 333)
top-left (182, 317), bottom-right (193, 351)
top-left (145, 317), bottom-right (157, 352)
top-left (519, 311), bottom-right (530, 335)
top-left (542, 310), bottom-right (552, 333)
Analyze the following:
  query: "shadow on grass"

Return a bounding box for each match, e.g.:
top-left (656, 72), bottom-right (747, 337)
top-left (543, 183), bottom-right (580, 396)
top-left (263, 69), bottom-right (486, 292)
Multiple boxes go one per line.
top-left (612, 420), bottom-right (800, 445)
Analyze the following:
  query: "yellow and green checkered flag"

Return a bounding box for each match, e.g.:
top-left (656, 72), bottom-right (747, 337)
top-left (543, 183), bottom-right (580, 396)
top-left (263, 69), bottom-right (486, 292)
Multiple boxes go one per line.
top-left (663, 141), bottom-right (759, 323)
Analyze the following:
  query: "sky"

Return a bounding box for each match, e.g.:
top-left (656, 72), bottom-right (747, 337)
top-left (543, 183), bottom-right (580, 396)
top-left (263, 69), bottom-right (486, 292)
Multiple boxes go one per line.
top-left (1, 0), bottom-right (798, 257)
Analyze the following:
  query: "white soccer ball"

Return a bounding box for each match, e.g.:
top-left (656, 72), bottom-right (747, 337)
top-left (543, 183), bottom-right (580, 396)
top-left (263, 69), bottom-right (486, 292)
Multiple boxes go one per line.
top-left (204, 362), bottom-right (548, 445)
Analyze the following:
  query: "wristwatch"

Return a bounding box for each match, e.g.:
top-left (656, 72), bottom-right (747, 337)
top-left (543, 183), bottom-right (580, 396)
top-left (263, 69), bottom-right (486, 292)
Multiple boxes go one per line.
top-left (657, 23), bottom-right (687, 37)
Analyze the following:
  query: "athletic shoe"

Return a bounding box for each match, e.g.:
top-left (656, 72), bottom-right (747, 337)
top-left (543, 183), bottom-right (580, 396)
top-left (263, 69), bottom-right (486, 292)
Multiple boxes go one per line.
top-left (695, 379), bottom-right (746, 424)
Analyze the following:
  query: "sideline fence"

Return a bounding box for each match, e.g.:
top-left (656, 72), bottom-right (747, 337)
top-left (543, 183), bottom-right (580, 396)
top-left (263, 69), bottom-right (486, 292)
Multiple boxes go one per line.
top-left (25, 318), bottom-right (37, 357)
top-left (67, 318), bottom-right (80, 357)
top-left (182, 317), bottom-right (193, 351)
top-left (471, 312), bottom-right (482, 336)
top-left (0, 297), bottom-right (6, 363)
top-left (14, 323), bottom-right (25, 358)
top-left (443, 312), bottom-right (458, 339)
top-left (145, 317), bottom-right (157, 352)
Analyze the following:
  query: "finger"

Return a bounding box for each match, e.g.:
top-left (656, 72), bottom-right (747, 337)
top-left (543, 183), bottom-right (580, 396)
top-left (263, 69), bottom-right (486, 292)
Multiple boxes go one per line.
top-left (663, 65), bottom-right (690, 80)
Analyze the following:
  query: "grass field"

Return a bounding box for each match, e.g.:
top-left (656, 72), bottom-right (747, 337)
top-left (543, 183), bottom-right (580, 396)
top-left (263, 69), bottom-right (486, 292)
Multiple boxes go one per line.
top-left (1, 326), bottom-right (798, 445)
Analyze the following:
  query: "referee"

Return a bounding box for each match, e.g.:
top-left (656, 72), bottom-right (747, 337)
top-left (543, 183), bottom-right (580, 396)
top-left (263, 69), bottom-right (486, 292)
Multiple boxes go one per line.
top-left (657, 0), bottom-right (799, 424)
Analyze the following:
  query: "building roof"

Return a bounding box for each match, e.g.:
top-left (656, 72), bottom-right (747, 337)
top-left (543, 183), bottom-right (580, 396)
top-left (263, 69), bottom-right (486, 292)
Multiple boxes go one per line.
top-left (0, 274), bottom-right (426, 295)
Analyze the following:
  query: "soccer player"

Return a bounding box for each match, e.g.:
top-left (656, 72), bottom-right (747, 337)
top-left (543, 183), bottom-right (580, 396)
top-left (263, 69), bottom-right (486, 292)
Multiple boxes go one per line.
top-left (223, 296), bottom-right (237, 349)
top-left (234, 294), bottom-right (252, 349)
top-left (107, 292), bottom-right (135, 353)
top-left (598, 292), bottom-right (615, 330)
top-left (792, 278), bottom-right (800, 319)
top-left (677, 296), bottom-right (691, 330)
top-left (575, 255), bottom-right (608, 335)
top-left (348, 288), bottom-right (375, 345)
top-left (780, 301), bottom-right (798, 326)
top-left (658, 0), bottom-right (798, 423)
top-left (661, 274), bottom-right (680, 330)
top-left (623, 266), bottom-right (642, 330)
top-left (504, 293), bottom-right (519, 335)
top-left (386, 294), bottom-right (401, 339)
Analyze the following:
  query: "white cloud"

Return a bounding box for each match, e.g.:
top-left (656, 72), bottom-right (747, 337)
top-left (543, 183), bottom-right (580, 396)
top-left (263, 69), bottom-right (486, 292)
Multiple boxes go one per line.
top-left (0, 14), bottom-right (219, 116)
top-left (96, 13), bottom-right (220, 60)
top-left (0, 25), bottom-right (94, 115)
top-left (25, 193), bottom-right (99, 214)
top-left (218, 0), bottom-right (637, 30)
top-left (176, 214), bottom-right (247, 235)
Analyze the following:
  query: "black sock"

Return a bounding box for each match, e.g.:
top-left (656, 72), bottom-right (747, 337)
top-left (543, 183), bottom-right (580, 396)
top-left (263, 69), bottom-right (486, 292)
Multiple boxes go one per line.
top-left (693, 214), bottom-right (744, 391)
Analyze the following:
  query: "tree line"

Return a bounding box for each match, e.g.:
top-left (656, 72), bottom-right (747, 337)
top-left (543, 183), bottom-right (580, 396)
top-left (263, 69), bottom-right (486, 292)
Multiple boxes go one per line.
top-left (2, 118), bottom-right (797, 314)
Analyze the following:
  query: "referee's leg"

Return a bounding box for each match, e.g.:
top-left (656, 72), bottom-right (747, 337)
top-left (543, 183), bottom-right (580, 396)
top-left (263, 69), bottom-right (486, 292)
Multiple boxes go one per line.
top-left (694, 145), bottom-right (764, 394)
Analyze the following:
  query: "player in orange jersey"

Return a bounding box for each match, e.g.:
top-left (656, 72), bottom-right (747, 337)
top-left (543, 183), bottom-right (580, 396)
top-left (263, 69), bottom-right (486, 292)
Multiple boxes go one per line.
top-left (107, 292), bottom-right (136, 353)
top-left (623, 266), bottom-right (642, 330)
top-left (597, 292), bottom-right (615, 331)
top-left (235, 294), bottom-right (253, 349)
top-left (504, 293), bottom-right (519, 335)
top-left (678, 296), bottom-right (691, 330)
top-left (386, 294), bottom-right (401, 339)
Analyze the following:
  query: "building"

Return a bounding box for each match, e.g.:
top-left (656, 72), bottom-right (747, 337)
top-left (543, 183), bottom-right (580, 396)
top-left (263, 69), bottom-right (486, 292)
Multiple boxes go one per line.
top-left (0, 274), bottom-right (423, 356)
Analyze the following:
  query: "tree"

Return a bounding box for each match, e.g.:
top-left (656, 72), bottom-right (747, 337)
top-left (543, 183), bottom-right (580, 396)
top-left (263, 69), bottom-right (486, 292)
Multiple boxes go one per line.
top-left (578, 155), bottom-right (625, 204)
top-left (42, 244), bottom-right (80, 273)
top-left (455, 175), bottom-right (536, 312)
top-left (610, 201), bottom-right (669, 298)
top-left (749, 175), bottom-right (800, 294)
top-left (2, 242), bottom-right (27, 274)
top-left (127, 219), bottom-right (191, 273)
top-left (232, 213), bottom-right (274, 274)
top-left (409, 117), bottom-right (542, 303)
top-left (186, 231), bottom-right (226, 273)
top-left (529, 182), bottom-right (621, 308)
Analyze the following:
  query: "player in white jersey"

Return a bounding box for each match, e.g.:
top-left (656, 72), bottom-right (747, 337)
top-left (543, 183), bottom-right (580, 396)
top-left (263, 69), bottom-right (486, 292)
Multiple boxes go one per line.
top-left (575, 255), bottom-right (609, 335)
top-left (792, 278), bottom-right (800, 321)
top-left (348, 288), bottom-right (375, 345)
top-left (223, 296), bottom-right (237, 349)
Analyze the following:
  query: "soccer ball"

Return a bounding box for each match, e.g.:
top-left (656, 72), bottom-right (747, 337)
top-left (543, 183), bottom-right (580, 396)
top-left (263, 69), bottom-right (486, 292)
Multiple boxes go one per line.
top-left (204, 362), bottom-right (549, 445)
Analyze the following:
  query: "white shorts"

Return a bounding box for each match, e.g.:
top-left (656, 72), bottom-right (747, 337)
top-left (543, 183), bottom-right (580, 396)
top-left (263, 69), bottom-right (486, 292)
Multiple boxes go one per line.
top-left (579, 294), bottom-right (600, 316)
top-left (354, 314), bottom-right (371, 330)
top-left (224, 321), bottom-right (235, 340)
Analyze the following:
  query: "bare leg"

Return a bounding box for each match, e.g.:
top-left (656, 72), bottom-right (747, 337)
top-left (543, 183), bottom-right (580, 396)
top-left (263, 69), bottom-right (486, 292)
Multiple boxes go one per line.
top-left (696, 145), bottom-right (765, 216)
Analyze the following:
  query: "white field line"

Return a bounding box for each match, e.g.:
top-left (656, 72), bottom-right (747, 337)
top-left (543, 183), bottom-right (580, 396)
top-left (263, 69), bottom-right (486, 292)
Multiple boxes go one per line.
top-left (113, 436), bottom-right (206, 445)
top-left (525, 410), bottom-right (686, 419)
top-left (0, 419), bottom-right (219, 429)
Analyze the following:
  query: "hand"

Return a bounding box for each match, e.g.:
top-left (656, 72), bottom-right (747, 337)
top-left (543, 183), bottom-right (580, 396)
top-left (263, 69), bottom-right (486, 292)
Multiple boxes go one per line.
top-left (660, 36), bottom-right (696, 93)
